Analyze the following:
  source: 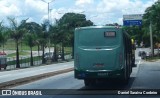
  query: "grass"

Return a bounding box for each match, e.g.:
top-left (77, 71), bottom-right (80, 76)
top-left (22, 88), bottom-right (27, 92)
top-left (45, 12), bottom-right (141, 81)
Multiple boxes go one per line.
top-left (7, 51), bottom-right (30, 57)
top-left (1, 39), bottom-right (38, 51)
top-left (64, 47), bottom-right (72, 55)
top-left (145, 56), bottom-right (160, 61)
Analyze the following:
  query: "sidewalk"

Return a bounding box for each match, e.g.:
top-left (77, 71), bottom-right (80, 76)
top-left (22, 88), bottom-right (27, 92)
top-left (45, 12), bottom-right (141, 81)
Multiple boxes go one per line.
top-left (0, 61), bottom-right (74, 84)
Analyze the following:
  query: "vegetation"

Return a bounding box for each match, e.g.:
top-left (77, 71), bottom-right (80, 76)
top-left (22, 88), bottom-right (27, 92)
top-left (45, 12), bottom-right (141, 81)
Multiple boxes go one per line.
top-left (143, 1), bottom-right (160, 47)
top-left (0, 21), bottom-right (9, 52)
top-left (3, 39), bottom-right (38, 51)
top-left (7, 51), bottom-right (29, 57)
top-left (7, 17), bottom-right (27, 68)
top-left (123, 1), bottom-right (160, 48)
top-left (146, 56), bottom-right (160, 61)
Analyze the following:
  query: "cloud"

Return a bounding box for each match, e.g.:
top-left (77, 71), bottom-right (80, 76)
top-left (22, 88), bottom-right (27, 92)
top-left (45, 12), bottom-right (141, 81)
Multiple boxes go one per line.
top-left (0, 0), bottom-right (158, 26)
top-left (24, 0), bottom-right (47, 14)
top-left (94, 0), bottom-right (157, 25)
top-left (0, 0), bottom-right (22, 17)
top-left (75, 0), bottom-right (93, 7)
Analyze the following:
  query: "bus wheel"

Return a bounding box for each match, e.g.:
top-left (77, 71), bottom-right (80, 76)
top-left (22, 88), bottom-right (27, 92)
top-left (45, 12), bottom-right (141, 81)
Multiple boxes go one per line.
top-left (122, 67), bottom-right (129, 84)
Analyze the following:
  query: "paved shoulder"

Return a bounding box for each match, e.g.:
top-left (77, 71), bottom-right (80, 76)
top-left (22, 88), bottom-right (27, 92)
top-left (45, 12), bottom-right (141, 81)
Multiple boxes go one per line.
top-left (131, 60), bottom-right (160, 89)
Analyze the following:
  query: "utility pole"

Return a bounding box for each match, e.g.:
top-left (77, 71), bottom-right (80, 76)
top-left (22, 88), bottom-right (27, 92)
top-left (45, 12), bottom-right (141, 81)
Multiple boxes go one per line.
top-left (41, 0), bottom-right (55, 61)
top-left (150, 20), bottom-right (154, 56)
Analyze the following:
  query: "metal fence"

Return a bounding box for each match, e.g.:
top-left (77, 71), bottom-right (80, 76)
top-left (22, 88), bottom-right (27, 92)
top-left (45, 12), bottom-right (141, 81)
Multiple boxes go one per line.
top-left (6, 56), bottom-right (42, 70)
top-left (0, 54), bottom-right (72, 71)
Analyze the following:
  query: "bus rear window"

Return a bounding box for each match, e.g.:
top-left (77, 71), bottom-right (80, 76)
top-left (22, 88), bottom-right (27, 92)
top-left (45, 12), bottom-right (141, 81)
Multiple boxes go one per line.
top-left (77, 29), bottom-right (121, 47)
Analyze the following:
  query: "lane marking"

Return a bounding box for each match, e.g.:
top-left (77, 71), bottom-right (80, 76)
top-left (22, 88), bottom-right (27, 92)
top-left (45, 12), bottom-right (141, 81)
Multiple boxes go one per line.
top-left (132, 58), bottom-right (142, 77)
top-left (138, 60), bottom-right (141, 65)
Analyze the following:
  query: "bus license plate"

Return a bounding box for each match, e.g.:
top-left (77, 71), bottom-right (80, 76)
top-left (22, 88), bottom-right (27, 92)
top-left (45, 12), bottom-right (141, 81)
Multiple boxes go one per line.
top-left (97, 73), bottom-right (108, 76)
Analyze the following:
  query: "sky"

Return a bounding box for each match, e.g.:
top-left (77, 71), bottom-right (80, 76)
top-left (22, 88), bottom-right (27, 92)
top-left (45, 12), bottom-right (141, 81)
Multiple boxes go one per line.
top-left (0, 0), bottom-right (158, 26)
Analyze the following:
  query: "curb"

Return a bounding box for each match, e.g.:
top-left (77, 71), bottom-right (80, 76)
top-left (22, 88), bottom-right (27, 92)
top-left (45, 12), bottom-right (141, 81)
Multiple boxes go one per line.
top-left (0, 68), bottom-right (74, 89)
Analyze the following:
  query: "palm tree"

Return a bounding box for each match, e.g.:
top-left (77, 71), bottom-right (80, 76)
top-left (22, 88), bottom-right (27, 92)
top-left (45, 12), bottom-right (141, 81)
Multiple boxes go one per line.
top-left (0, 21), bottom-right (9, 52)
top-left (24, 33), bottom-right (36, 66)
top-left (7, 17), bottom-right (27, 68)
top-left (23, 22), bottom-right (43, 58)
top-left (23, 22), bottom-right (43, 66)
top-left (41, 21), bottom-right (50, 63)
top-left (50, 25), bottom-right (59, 62)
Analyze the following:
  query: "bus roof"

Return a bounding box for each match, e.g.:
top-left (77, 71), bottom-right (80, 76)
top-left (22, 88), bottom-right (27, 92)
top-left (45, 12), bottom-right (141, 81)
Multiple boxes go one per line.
top-left (75, 26), bottom-right (123, 30)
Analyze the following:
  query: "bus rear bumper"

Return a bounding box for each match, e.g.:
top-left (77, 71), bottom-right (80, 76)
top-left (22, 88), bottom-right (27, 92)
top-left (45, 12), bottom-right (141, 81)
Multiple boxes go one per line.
top-left (74, 69), bottom-right (124, 79)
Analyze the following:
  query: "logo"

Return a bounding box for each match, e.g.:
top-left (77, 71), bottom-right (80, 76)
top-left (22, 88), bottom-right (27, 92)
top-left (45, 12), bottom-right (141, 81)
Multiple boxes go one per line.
top-left (2, 90), bottom-right (11, 95)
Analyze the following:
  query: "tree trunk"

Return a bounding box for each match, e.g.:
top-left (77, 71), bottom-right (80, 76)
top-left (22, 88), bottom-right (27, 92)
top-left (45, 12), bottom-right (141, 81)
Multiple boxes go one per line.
top-left (16, 41), bottom-right (20, 68)
top-left (42, 45), bottom-right (45, 64)
top-left (2, 42), bottom-right (4, 53)
top-left (38, 44), bottom-right (40, 57)
top-left (72, 45), bottom-right (74, 59)
top-left (61, 43), bottom-right (65, 61)
top-left (54, 44), bottom-right (58, 62)
top-left (72, 39), bottom-right (74, 59)
top-left (158, 47), bottom-right (160, 57)
top-left (30, 47), bottom-right (33, 66)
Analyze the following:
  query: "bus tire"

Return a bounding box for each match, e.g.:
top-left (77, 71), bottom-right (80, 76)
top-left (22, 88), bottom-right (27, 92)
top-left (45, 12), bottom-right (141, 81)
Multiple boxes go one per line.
top-left (122, 66), bottom-right (129, 84)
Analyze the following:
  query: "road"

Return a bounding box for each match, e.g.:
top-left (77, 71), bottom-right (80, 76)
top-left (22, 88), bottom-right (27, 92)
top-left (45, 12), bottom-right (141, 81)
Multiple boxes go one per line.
top-left (1, 48), bottom-right (160, 98)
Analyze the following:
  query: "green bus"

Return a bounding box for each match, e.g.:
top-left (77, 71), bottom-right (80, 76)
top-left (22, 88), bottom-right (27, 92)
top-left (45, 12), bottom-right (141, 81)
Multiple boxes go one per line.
top-left (74, 26), bottom-right (134, 86)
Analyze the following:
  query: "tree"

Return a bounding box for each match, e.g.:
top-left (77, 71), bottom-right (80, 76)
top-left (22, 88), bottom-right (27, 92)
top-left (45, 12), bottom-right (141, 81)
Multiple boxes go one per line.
top-left (7, 17), bottom-right (27, 68)
top-left (143, 1), bottom-right (160, 46)
top-left (50, 19), bottom-right (60, 62)
top-left (0, 21), bottom-right (9, 52)
top-left (40, 20), bottom-right (50, 63)
top-left (23, 22), bottom-right (43, 57)
top-left (57, 13), bottom-right (94, 59)
top-left (124, 26), bottom-right (144, 46)
top-left (22, 22), bottom-right (42, 66)
top-left (24, 33), bottom-right (36, 66)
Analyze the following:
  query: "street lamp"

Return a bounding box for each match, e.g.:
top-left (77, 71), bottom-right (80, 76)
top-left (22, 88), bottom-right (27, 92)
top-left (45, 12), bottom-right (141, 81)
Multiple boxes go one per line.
top-left (41, 0), bottom-right (55, 61)
top-left (41, 0), bottom-right (55, 24)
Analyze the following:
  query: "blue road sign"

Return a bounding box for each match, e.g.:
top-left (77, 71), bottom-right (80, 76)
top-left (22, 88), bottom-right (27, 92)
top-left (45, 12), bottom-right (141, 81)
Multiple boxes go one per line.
top-left (123, 20), bottom-right (142, 26)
